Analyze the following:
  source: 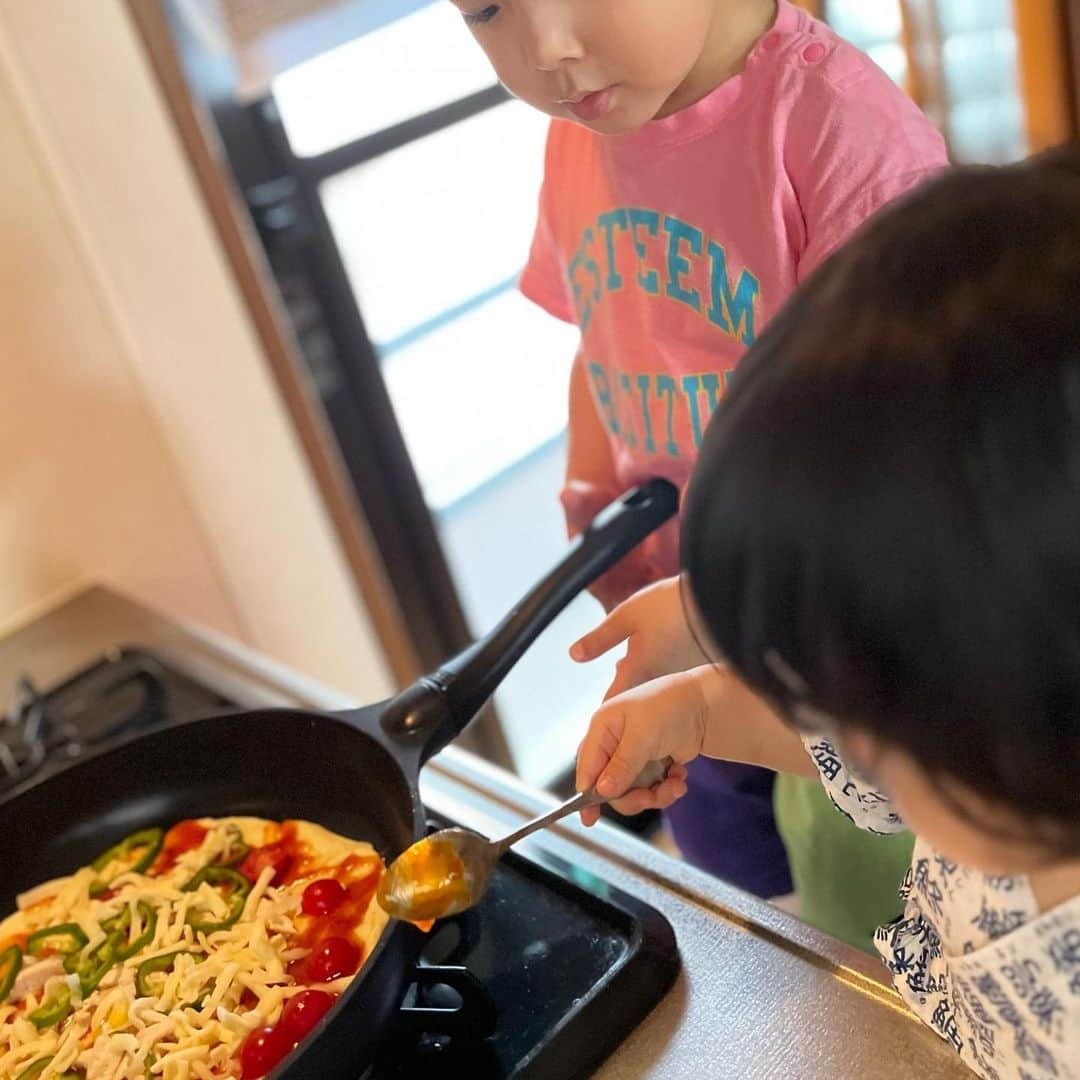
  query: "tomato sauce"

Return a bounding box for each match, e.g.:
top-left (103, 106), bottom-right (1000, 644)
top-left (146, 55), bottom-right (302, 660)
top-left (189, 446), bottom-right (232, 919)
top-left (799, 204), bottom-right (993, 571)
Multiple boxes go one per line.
top-left (0, 933), bottom-right (28, 953)
top-left (152, 820), bottom-right (209, 876)
top-left (232, 827), bottom-right (383, 1076)
top-left (238, 842), bottom-right (294, 887)
top-left (233, 824), bottom-right (382, 981)
top-left (238, 823), bottom-right (320, 887)
top-left (286, 856), bottom-right (381, 983)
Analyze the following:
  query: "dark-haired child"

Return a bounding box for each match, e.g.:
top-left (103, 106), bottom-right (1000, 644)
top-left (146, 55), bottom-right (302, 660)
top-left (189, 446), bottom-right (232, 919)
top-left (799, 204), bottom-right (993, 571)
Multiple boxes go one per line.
top-left (574, 146), bottom-right (1080, 1077)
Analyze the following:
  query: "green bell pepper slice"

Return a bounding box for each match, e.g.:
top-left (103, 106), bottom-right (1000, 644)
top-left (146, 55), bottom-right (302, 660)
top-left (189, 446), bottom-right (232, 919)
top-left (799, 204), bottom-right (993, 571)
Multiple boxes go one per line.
top-left (135, 949), bottom-right (201, 999)
top-left (16, 1062), bottom-right (83, 1080)
top-left (100, 906), bottom-right (130, 936)
top-left (29, 982), bottom-right (72, 1029)
top-left (63, 934), bottom-right (120, 997)
top-left (0, 944), bottom-right (22, 1004)
top-left (182, 866), bottom-right (250, 934)
top-left (15, 1060), bottom-right (84, 1080)
top-left (102, 901), bottom-right (157, 961)
top-left (26, 923), bottom-right (89, 959)
top-left (220, 826), bottom-right (250, 869)
top-left (89, 828), bottom-right (164, 896)
top-left (15, 1059), bottom-right (53, 1080)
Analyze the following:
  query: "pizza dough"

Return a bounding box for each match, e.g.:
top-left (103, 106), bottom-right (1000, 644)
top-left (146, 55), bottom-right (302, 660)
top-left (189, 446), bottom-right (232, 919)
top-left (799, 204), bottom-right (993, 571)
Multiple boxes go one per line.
top-left (0, 818), bottom-right (389, 1079)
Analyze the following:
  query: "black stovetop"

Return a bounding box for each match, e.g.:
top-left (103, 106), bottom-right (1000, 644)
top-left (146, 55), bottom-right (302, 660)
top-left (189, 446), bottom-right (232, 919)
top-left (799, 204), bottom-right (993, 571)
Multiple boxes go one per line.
top-left (4, 650), bottom-right (679, 1078)
top-left (366, 817), bottom-right (677, 1078)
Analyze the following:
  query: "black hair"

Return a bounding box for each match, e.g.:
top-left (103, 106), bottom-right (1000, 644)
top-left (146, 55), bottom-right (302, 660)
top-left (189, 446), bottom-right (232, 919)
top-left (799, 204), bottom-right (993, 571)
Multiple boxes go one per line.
top-left (681, 144), bottom-right (1080, 855)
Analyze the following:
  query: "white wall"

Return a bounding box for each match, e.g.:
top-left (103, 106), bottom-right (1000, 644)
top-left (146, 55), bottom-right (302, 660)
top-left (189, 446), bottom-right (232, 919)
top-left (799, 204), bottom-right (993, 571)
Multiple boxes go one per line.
top-left (0, 0), bottom-right (393, 700)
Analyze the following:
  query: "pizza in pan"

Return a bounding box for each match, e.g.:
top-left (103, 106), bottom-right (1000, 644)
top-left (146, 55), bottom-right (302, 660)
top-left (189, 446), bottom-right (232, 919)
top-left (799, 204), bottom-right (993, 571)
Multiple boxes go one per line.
top-left (0, 818), bottom-right (390, 1079)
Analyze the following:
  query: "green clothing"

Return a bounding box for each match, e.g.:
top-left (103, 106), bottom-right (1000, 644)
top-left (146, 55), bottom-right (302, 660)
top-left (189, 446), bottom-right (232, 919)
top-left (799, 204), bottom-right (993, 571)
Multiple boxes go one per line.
top-left (774, 774), bottom-right (914, 954)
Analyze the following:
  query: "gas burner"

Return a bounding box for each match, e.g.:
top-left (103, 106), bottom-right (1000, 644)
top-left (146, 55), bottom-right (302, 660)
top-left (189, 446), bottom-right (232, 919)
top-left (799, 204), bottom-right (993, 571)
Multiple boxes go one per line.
top-left (358, 818), bottom-right (679, 1079)
top-left (0, 676), bottom-right (82, 795)
top-left (363, 965), bottom-right (500, 1078)
top-left (0, 650), bottom-right (234, 796)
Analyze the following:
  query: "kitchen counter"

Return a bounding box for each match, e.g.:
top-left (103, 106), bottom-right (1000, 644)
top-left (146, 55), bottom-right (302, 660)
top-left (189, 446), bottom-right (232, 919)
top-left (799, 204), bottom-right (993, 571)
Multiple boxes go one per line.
top-left (0, 586), bottom-right (968, 1079)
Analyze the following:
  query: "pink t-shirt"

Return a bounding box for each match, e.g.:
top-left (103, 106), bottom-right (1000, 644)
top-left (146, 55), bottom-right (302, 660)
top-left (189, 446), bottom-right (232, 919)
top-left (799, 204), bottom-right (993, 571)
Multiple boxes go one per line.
top-left (521, 0), bottom-right (948, 583)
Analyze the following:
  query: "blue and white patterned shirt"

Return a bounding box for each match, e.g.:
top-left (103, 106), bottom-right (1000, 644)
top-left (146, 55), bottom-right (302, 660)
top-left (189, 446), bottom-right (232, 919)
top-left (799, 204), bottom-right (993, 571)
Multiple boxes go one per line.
top-left (806, 737), bottom-right (1080, 1079)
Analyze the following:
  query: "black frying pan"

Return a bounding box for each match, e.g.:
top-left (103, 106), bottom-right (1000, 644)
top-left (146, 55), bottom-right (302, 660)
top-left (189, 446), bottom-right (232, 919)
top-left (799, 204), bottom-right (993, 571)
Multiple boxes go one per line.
top-left (0, 479), bottom-right (677, 1078)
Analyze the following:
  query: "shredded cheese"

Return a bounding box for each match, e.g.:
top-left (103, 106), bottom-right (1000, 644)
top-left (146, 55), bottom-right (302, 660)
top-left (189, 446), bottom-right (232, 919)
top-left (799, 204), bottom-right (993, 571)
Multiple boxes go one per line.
top-left (0, 818), bottom-right (388, 1079)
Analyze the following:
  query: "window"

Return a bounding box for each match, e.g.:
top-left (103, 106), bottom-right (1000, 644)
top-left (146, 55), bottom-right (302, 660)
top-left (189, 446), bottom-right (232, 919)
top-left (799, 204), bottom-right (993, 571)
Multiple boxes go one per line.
top-left (272, 2), bottom-right (611, 786)
top-left (827, 0), bottom-right (1027, 162)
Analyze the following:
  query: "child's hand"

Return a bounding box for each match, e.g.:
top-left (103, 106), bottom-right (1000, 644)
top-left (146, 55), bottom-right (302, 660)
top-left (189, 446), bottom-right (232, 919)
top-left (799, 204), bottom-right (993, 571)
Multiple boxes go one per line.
top-left (570, 577), bottom-right (707, 700)
top-left (575, 671), bottom-right (706, 826)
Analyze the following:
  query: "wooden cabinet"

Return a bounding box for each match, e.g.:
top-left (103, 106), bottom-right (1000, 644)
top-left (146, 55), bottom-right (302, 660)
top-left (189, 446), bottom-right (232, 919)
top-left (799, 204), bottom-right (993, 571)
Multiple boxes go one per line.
top-left (1012, 0), bottom-right (1077, 151)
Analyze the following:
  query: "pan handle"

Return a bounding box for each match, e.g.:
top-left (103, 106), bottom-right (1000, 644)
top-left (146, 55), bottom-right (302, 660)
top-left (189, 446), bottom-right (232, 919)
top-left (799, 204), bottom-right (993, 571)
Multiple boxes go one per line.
top-left (380, 478), bottom-right (678, 762)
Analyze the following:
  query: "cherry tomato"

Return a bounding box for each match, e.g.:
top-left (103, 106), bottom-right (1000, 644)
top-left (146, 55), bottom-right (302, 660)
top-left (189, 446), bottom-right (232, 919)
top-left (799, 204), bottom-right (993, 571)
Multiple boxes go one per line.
top-left (280, 990), bottom-right (336, 1041)
top-left (239, 843), bottom-right (293, 886)
top-left (301, 878), bottom-right (347, 917)
top-left (303, 937), bottom-right (361, 983)
top-left (240, 1025), bottom-right (292, 1078)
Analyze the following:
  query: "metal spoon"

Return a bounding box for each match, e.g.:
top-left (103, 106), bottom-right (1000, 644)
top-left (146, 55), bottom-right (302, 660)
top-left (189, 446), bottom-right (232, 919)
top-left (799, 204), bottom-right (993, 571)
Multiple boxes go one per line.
top-left (377, 758), bottom-right (673, 922)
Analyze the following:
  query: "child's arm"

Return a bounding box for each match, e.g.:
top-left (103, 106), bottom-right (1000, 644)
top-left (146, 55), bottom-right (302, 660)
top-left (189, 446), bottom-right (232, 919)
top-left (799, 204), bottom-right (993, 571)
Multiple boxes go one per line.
top-left (564, 346), bottom-right (618, 511)
top-left (575, 665), bottom-right (818, 825)
top-left (563, 348), bottom-right (657, 611)
top-left (576, 665), bottom-right (907, 836)
top-left (519, 123), bottom-right (657, 611)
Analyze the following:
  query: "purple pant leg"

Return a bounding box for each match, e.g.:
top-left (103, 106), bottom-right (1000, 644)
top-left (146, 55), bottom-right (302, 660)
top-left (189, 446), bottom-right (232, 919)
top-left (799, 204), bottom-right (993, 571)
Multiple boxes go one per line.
top-left (663, 757), bottom-right (792, 898)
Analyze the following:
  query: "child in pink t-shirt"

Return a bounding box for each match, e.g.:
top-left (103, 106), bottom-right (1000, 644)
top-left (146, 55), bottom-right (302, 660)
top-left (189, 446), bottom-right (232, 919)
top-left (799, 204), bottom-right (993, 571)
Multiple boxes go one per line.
top-left (453, 0), bottom-right (947, 906)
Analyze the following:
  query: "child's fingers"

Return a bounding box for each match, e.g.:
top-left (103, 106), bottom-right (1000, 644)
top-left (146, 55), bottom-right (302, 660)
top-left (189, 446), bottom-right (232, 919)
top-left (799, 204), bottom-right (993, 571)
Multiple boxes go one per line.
top-left (606, 789), bottom-right (656, 816)
top-left (601, 750), bottom-right (687, 811)
top-left (608, 776), bottom-right (688, 816)
top-left (596, 749), bottom-right (648, 799)
top-left (581, 771), bottom-right (689, 825)
top-left (578, 719), bottom-right (655, 804)
top-left (595, 729), bottom-right (655, 799)
top-left (569, 605), bottom-right (629, 663)
top-left (667, 763), bottom-right (689, 785)
top-left (578, 684), bottom-right (693, 814)
top-left (575, 713), bottom-right (622, 795)
top-left (575, 737), bottom-right (607, 797)
top-left (654, 776), bottom-right (689, 810)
